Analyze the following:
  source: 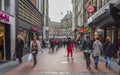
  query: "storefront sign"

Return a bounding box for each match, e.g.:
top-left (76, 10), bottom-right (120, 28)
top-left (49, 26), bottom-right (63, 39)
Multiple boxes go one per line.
top-left (86, 26), bottom-right (91, 32)
top-left (93, 5), bottom-right (109, 20)
top-left (0, 11), bottom-right (10, 22)
top-left (46, 27), bottom-right (49, 30)
top-left (79, 26), bottom-right (90, 33)
top-left (79, 28), bottom-right (86, 33)
top-left (31, 26), bottom-right (39, 32)
top-left (87, 6), bottom-right (95, 13)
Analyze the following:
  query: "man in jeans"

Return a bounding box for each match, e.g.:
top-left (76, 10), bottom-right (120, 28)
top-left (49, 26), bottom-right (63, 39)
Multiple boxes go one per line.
top-left (82, 35), bottom-right (93, 69)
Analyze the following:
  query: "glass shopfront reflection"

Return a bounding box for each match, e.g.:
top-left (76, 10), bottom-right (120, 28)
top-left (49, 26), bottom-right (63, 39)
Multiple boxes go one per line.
top-left (0, 25), bottom-right (5, 60)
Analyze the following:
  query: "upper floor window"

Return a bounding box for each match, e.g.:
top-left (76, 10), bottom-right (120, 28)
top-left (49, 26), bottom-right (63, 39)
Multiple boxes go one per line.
top-left (0, 0), bottom-right (2, 10)
top-left (4, 0), bottom-right (10, 14)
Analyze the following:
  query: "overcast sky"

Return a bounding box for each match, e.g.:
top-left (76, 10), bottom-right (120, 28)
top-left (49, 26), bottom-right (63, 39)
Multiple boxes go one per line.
top-left (49, 0), bottom-right (72, 22)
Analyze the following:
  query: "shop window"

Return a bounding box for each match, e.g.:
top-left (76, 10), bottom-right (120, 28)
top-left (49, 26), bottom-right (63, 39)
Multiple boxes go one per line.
top-left (0, 0), bottom-right (1, 10)
top-left (102, 0), bottom-right (105, 6)
top-left (106, 26), bottom-right (114, 42)
top-left (4, 0), bottom-right (10, 14)
top-left (118, 27), bottom-right (120, 39)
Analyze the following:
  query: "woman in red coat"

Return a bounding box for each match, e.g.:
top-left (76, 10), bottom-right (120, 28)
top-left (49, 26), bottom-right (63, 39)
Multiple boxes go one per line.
top-left (67, 37), bottom-right (73, 61)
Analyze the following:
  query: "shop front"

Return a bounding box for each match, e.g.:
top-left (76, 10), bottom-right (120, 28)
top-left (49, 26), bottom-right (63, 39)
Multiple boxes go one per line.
top-left (17, 18), bottom-right (42, 55)
top-left (0, 11), bottom-right (11, 61)
top-left (87, 1), bottom-right (120, 56)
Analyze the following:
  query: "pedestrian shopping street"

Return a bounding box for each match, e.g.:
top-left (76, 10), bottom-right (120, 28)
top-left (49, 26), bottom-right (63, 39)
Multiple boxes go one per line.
top-left (3, 47), bottom-right (119, 75)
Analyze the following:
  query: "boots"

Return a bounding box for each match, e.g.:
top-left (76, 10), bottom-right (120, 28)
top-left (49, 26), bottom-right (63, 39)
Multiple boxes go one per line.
top-left (33, 59), bottom-right (37, 67)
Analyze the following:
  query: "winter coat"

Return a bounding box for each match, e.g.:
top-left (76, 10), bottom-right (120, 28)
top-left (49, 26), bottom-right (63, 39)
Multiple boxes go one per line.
top-left (67, 41), bottom-right (73, 51)
top-left (117, 39), bottom-right (120, 51)
top-left (103, 41), bottom-right (115, 57)
top-left (92, 40), bottom-right (103, 57)
top-left (82, 39), bottom-right (93, 50)
top-left (15, 39), bottom-right (24, 58)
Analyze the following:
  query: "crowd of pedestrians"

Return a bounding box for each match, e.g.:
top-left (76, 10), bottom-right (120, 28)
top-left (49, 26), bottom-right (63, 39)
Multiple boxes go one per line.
top-left (13, 34), bottom-right (120, 69)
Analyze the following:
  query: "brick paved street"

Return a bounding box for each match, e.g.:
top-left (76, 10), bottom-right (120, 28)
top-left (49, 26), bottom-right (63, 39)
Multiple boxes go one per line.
top-left (3, 47), bottom-right (119, 75)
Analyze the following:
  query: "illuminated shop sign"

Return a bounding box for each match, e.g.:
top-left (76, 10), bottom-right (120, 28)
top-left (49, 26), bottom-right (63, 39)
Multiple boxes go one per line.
top-left (93, 5), bottom-right (109, 20)
top-left (31, 26), bottom-right (39, 32)
top-left (79, 26), bottom-right (91, 33)
top-left (0, 11), bottom-right (10, 22)
top-left (87, 5), bottom-right (95, 13)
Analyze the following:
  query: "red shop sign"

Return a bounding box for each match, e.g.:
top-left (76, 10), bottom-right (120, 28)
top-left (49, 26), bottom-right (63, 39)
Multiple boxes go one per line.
top-left (79, 28), bottom-right (86, 33)
top-left (31, 26), bottom-right (39, 32)
top-left (87, 5), bottom-right (95, 13)
top-left (0, 12), bottom-right (10, 22)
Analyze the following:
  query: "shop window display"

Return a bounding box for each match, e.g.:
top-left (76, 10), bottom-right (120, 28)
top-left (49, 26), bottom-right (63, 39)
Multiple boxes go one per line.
top-left (0, 25), bottom-right (4, 60)
top-left (18, 29), bottom-right (29, 55)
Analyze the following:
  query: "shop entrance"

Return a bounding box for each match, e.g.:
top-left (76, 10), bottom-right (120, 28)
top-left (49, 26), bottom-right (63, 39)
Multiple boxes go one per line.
top-left (0, 25), bottom-right (5, 60)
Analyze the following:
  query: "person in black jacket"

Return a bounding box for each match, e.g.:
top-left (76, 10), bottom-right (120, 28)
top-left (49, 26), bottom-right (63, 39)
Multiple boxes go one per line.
top-left (82, 35), bottom-right (93, 69)
top-left (103, 37), bottom-right (115, 69)
top-left (15, 35), bottom-right (24, 64)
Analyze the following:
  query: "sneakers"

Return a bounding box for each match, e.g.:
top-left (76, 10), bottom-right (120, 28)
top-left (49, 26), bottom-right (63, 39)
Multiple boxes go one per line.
top-left (67, 58), bottom-right (69, 61)
top-left (71, 58), bottom-right (74, 60)
top-left (67, 57), bottom-right (74, 61)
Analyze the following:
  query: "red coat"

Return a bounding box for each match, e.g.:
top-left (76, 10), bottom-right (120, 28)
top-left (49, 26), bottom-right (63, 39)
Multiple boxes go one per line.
top-left (67, 42), bottom-right (73, 51)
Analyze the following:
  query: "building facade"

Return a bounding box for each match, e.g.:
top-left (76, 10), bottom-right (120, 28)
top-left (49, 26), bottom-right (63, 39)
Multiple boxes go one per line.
top-left (0, 0), bottom-right (15, 60)
top-left (16, 0), bottom-right (43, 57)
top-left (49, 21), bottom-right (61, 38)
top-left (86, 0), bottom-right (120, 56)
top-left (61, 11), bottom-right (73, 38)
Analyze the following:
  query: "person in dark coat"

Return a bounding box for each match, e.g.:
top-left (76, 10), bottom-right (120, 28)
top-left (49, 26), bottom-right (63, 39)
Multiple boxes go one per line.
top-left (103, 37), bottom-right (115, 68)
top-left (82, 35), bottom-right (93, 69)
top-left (15, 35), bottom-right (24, 64)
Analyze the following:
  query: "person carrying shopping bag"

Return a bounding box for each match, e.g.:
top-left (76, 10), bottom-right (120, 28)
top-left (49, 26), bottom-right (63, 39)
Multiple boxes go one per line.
top-left (103, 37), bottom-right (115, 69)
top-left (30, 35), bottom-right (43, 67)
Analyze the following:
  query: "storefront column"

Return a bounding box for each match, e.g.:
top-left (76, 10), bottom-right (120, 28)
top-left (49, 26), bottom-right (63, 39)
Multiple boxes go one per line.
top-left (114, 23), bottom-right (118, 56)
top-left (104, 28), bottom-right (107, 42)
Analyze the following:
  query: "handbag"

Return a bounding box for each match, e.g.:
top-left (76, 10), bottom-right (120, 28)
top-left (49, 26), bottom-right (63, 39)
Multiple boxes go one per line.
top-left (27, 53), bottom-right (33, 62)
top-left (12, 52), bottom-right (17, 61)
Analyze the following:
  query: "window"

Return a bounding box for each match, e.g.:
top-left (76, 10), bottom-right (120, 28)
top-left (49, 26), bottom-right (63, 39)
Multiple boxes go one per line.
top-left (93, 0), bottom-right (97, 12)
top-left (102, 0), bottom-right (105, 6)
top-left (0, 0), bottom-right (2, 10)
top-left (97, 0), bottom-right (100, 10)
top-left (4, 0), bottom-right (10, 14)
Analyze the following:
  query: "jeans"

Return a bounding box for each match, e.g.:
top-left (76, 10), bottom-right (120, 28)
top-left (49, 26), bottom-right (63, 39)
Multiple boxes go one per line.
top-left (85, 53), bottom-right (91, 68)
top-left (106, 56), bottom-right (111, 67)
top-left (93, 56), bottom-right (99, 67)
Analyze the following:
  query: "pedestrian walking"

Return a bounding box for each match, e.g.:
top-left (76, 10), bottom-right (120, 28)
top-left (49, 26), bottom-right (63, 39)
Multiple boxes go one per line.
top-left (103, 37), bottom-right (115, 69)
top-left (30, 35), bottom-right (42, 67)
top-left (82, 35), bottom-right (93, 69)
top-left (15, 35), bottom-right (24, 64)
top-left (66, 37), bottom-right (74, 61)
top-left (92, 37), bottom-right (103, 69)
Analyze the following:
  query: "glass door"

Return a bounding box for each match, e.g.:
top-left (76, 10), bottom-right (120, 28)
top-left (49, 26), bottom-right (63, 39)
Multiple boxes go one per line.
top-left (0, 25), bottom-right (4, 60)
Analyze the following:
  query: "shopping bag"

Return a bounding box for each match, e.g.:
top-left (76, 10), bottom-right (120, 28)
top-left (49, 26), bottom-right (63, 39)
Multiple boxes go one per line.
top-left (27, 53), bottom-right (33, 62)
top-left (12, 52), bottom-right (17, 61)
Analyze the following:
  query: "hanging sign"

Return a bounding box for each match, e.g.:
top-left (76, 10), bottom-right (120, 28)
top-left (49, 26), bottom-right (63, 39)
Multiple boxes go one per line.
top-left (87, 5), bottom-right (95, 13)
